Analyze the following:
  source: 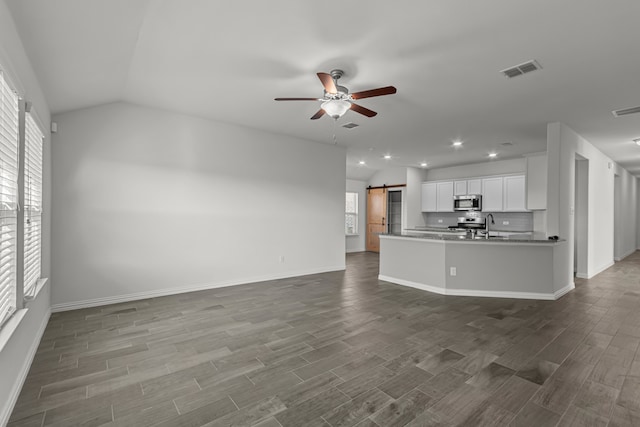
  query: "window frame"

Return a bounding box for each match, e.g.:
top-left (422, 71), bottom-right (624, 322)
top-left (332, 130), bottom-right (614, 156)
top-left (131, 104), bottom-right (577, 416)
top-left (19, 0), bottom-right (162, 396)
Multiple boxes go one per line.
top-left (345, 191), bottom-right (359, 236)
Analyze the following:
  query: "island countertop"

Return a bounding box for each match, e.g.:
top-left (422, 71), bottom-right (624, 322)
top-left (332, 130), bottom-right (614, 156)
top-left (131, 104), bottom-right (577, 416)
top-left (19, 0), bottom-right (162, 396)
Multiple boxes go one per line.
top-left (382, 232), bottom-right (564, 245)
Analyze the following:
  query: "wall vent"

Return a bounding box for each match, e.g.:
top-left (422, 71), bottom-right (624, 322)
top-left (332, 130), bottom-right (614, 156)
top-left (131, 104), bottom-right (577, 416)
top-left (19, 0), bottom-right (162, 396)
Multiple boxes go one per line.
top-left (500, 60), bottom-right (542, 78)
top-left (342, 122), bottom-right (359, 129)
top-left (612, 106), bottom-right (640, 117)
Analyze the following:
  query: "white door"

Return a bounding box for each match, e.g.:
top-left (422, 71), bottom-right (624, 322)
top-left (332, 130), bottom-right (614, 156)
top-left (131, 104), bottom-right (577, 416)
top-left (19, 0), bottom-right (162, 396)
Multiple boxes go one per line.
top-left (467, 179), bottom-right (482, 195)
top-left (421, 183), bottom-right (437, 212)
top-left (482, 177), bottom-right (503, 212)
top-left (504, 175), bottom-right (527, 211)
top-left (454, 180), bottom-right (467, 196)
top-left (436, 181), bottom-right (454, 212)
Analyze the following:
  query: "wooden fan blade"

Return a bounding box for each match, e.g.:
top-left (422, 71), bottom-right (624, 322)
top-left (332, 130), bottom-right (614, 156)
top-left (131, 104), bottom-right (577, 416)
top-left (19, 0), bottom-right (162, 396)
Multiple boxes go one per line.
top-left (350, 103), bottom-right (377, 117)
top-left (310, 109), bottom-right (326, 120)
top-left (274, 97), bottom-right (320, 101)
top-left (351, 86), bottom-right (397, 100)
top-left (317, 72), bottom-right (338, 94)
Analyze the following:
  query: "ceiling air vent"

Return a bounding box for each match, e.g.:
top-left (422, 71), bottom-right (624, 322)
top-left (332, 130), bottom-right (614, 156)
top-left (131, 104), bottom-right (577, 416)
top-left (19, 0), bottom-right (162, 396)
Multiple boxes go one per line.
top-left (500, 60), bottom-right (542, 78)
top-left (342, 122), bottom-right (359, 129)
top-left (612, 106), bottom-right (640, 117)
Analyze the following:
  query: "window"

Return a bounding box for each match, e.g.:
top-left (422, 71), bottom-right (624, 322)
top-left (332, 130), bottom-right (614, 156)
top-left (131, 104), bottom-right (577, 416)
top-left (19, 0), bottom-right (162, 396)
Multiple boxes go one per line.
top-left (24, 113), bottom-right (43, 297)
top-left (345, 192), bottom-right (358, 235)
top-left (0, 70), bottom-right (19, 327)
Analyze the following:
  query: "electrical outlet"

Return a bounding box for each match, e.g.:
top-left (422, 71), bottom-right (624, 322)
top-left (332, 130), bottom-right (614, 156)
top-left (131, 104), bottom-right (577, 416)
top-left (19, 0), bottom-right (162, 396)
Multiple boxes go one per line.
top-left (438, 219), bottom-right (443, 223)
top-left (450, 267), bottom-right (457, 276)
top-left (502, 221), bottom-right (509, 225)
top-left (279, 255), bottom-right (285, 263)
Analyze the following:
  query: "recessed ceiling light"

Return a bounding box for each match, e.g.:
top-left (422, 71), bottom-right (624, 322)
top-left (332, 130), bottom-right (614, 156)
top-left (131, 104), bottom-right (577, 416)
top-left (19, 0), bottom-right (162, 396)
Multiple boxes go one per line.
top-left (488, 152), bottom-right (498, 158)
top-left (420, 162), bottom-right (427, 167)
top-left (383, 155), bottom-right (392, 159)
top-left (634, 138), bottom-right (640, 146)
top-left (452, 141), bottom-right (463, 147)
top-left (358, 160), bottom-right (366, 165)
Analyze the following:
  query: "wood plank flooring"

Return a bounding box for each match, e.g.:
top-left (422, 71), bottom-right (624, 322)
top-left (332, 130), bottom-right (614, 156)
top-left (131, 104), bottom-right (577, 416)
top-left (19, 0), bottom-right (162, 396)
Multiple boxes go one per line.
top-left (9, 251), bottom-right (640, 426)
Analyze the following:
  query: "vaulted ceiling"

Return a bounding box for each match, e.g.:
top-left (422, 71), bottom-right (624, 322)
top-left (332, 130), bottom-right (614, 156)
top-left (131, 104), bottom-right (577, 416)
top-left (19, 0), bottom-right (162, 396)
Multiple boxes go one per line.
top-left (6, 0), bottom-right (640, 179)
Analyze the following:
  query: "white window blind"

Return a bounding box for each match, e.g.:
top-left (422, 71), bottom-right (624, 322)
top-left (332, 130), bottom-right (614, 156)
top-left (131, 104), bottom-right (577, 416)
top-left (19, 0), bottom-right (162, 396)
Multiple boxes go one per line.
top-left (0, 71), bottom-right (19, 328)
top-left (24, 113), bottom-right (43, 297)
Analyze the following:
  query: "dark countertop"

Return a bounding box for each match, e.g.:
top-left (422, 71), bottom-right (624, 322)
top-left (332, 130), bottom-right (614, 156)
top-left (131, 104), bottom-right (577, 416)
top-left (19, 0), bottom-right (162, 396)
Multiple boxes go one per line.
top-left (382, 232), bottom-right (564, 244)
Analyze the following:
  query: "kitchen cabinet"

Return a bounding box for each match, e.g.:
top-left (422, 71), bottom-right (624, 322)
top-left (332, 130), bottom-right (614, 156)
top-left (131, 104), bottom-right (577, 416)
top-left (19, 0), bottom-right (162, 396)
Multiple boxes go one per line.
top-left (454, 180), bottom-right (467, 196)
top-left (467, 179), bottom-right (482, 195)
top-left (421, 182), bottom-right (437, 212)
top-left (503, 175), bottom-right (527, 211)
top-left (482, 177), bottom-right (503, 212)
top-left (436, 181), bottom-right (454, 212)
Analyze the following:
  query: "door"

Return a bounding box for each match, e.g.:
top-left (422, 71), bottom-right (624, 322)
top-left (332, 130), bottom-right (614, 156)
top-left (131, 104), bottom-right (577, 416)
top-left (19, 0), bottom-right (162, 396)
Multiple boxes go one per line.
top-left (366, 188), bottom-right (387, 252)
top-left (503, 175), bottom-right (526, 211)
top-left (436, 181), bottom-right (454, 212)
top-left (421, 183), bottom-right (437, 212)
top-left (454, 180), bottom-right (467, 196)
top-left (482, 177), bottom-right (503, 212)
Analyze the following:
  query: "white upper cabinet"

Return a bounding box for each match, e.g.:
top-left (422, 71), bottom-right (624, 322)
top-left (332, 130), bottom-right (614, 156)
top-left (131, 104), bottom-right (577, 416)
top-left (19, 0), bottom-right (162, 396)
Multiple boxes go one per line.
top-left (503, 175), bottom-right (527, 211)
top-left (454, 180), bottom-right (467, 196)
top-left (421, 182), bottom-right (437, 212)
top-left (482, 177), bottom-right (504, 212)
top-left (467, 179), bottom-right (482, 195)
top-left (436, 181), bottom-right (454, 212)
top-left (422, 174), bottom-right (528, 213)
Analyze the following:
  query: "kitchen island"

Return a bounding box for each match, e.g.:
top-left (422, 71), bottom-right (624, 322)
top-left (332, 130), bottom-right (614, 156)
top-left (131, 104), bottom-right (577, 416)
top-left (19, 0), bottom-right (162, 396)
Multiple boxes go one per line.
top-left (379, 233), bottom-right (572, 300)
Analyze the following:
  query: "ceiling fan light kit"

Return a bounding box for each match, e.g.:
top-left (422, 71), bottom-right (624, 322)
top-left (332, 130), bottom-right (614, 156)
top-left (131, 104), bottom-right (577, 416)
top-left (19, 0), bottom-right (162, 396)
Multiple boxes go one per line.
top-left (275, 69), bottom-right (396, 120)
top-left (321, 99), bottom-right (351, 119)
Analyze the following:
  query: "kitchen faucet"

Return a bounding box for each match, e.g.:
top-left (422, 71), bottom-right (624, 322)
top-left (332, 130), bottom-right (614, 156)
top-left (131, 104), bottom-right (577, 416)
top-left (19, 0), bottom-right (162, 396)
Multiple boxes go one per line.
top-left (485, 214), bottom-right (495, 239)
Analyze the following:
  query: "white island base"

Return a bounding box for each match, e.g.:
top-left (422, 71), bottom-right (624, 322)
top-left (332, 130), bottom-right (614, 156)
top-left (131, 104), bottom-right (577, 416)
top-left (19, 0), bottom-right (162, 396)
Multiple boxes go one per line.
top-left (379, 235), bottom-right (573, 300)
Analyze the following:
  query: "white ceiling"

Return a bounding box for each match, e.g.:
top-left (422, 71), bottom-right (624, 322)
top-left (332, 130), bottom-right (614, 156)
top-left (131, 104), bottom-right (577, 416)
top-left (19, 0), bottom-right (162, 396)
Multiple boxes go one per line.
top-left (6, 0), bottom-right (640, 180)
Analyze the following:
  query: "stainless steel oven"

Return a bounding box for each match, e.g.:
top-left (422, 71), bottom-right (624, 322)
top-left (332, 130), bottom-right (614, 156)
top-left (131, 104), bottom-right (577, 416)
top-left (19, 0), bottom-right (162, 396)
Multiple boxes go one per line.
top-left (453, 194), bottom-right (482, 211)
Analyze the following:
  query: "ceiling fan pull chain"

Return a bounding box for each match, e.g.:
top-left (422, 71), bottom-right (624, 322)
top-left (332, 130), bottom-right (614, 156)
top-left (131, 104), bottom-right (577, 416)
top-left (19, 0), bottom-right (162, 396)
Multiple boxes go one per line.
top-left (332, 118), bottom-right (338, 145)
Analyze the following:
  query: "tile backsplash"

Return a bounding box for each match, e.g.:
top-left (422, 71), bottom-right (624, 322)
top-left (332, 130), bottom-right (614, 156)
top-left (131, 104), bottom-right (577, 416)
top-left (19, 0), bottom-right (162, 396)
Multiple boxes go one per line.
top-left (423, 212), bottom-right (533, 232)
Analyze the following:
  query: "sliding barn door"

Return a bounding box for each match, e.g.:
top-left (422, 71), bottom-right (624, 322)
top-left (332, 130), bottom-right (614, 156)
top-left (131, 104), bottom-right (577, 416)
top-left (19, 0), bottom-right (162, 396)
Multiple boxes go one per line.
top-left (366, 188), bottom-right (387, 252)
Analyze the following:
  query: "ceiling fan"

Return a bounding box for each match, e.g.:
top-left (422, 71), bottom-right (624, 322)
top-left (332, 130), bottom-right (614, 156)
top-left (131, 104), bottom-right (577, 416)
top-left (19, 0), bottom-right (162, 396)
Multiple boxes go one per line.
top-left (274, 69), bottom-right (397, 120)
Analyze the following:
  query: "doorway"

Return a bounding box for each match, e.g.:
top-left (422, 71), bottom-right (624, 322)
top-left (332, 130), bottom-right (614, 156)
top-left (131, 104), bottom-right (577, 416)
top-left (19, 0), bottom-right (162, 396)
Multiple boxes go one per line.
top-left (574, 156), bottom-right (588, 277)
top-left (366, 187), bottom-right (387, 252)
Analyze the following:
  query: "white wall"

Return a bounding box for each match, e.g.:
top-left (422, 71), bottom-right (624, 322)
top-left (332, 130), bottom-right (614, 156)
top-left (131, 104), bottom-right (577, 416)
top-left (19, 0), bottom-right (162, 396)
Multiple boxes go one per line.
top-left (0, 2), bottom-right (52, 423)
top-left (614, 164), bottom-right (638, 260)
top-left (51, 102), bottom-right (346, 309)
top-left (405, 167), bottom-right (425, 229)
top-left (546, 122), bottom-right (636, 286)
top-left (424, 158), bottom-right (526, 181)
top-left (346, 179), bottom-right (366, 253)
top-left (368, 167), bottom-right (408, 187)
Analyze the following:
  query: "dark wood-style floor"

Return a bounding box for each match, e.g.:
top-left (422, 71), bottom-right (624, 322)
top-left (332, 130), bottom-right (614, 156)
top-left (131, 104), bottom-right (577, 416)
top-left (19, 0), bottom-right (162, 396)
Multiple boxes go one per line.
top-left (8, 251), bottom-right (640, 426)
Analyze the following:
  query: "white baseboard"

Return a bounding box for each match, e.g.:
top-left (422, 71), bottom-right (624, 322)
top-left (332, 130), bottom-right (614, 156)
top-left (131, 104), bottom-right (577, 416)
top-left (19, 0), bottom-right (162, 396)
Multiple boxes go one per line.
top-left (578, 260), bottom-right (615, 280)
top-left (554, 282), bottom-right (575, 299)
top-left (346, 247), bottom-right (365, 253)
top-left (1, 308), bottom-right (51, 427)
top-left (379, 275), bottom-right (565, 301)
top-left (614, 249), bottom-right (637, 262)
top-left (52, 265), bottom-right (346, 312)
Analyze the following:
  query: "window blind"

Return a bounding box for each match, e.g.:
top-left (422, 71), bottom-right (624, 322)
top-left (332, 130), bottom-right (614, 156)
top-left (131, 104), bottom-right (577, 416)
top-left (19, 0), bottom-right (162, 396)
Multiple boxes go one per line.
top-left (24, 113), bottom-right (43, 297)
top-left (0, 71), bottom-right (19, 327)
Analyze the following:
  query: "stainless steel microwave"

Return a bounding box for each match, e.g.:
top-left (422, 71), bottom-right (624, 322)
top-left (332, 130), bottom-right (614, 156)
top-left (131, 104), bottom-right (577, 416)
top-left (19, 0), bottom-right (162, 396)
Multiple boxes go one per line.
top-left (453, 194), bottom-right (482, 211)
